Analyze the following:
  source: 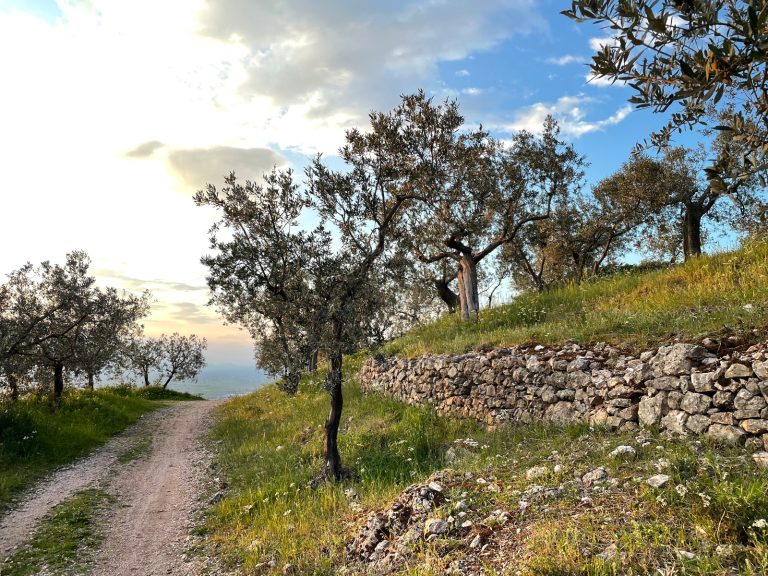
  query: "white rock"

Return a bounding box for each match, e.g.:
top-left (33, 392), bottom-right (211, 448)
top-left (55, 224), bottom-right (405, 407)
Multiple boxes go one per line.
top-left (752, 452), bottom-right (768, 468)
top-left (646, 474), bottom-right (670, 488)
top-left (526, 465), bottom-right (549, 480)
top-left (609, 445), bottom-right (637, 458)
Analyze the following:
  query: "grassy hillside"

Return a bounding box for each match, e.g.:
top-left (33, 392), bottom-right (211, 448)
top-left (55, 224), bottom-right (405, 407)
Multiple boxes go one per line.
top-left (386, 240), bottom-right (768, 357)
top-left (204, 242), bottom-right (768, 574)
top-left (206, 370), bottom-right (768, 575)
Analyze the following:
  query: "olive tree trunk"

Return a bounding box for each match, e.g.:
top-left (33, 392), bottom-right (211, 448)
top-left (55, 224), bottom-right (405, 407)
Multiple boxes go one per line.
top-left (53, 363), bottom-right (64, 410)
top-left (682, 205), bottom-right (703, 261)
top-left (7, 372), bottom-right (18, 401)
top-left (323, 352), bottom-right (344, 480)
top-left (458, 256), bottom-right (479, 320)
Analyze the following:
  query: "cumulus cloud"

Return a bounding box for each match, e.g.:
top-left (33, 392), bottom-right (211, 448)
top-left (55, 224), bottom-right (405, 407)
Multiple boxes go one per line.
top-left (167, 146), bottom-right (287, 191)
top-left (503, 95), bottom-right (632, 137)
top-left (199, 0), bottom-right (547, 131)
top-left (589, 36), bottom-right (618, 51)
top-left (546, 54), bottom-right (584, 66)
top-left (585, 72), bottom-right (619, 87)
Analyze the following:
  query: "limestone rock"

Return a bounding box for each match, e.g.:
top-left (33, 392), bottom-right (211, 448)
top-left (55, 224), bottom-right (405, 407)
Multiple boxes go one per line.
top-left (752, 452), bottom-right (768, 468)
top-left (639, 394), bottom-right (667, 427)
top-left (547, 401), bottom-right (576, 424)
top-left (754, 361), bottom-right (768, 380)
top-left (646, 474), bottom-right (670, 488)
top-left (656, 344), bottom-right (708, 376)
top-left (582, 467), bottom-right (609, 487)
top-left (608, 445), bottom-right (636, 459)
top-left (685, 414), bottom-right (711, 434)
top-left (648, 376), bottom-right (682, 391)
top-left (424, 518), bottom-right (449, 536)
top-left (661, 410), bottom-right (689, 435)
top-left (680, 392), bottom-right (712, 414)
top-left (706, 424), bottom-right (747, 445)
top-left (740, 419), bottom-right (768, 435)
top-left (725, 363), bottom-right (754, 379)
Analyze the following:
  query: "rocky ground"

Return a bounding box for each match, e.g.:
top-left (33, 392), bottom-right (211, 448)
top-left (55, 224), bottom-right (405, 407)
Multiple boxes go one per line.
top-left (344, 434), bottom-right (768, 575)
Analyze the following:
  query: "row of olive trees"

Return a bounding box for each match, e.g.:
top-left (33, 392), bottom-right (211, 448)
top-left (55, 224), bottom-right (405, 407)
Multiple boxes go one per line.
top-left (195, 85), bottom-right (766, 478)
top-left (121, 333), bottom-right (208, 389)
top-left (0, 252), bottom-right (206, 407)
top-left (194, 93), bottom-right (598, 478)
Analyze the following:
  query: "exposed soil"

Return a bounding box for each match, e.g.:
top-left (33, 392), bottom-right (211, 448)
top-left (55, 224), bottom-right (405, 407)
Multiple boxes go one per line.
top-left (0, 401), bottom-right (222, 575)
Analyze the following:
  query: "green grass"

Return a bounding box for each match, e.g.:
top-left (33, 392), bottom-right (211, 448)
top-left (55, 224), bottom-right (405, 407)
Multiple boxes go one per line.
top-left (130, 386), bottom-right (203, 401)
top-left (203, 242), bottom-right (768, 573)
top-left (385, 240), bottom-right (768, 357)
top-left (205, 368), bottom-right (768, 575)
top-left (0, 388), bottom-right (158, 511)
top-left (0, 488), bottom-right (113, 576)
top-left (204, 356), bottom-right (487, 574)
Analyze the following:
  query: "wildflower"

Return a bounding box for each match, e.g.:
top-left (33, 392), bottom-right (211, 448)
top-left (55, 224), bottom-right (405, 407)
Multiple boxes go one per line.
top-left (697, 492), bottom-right (711, 507)
top-left (752, 519), bottom-right (768, 530)
top-left (675, 484), bottom-right (688, 498)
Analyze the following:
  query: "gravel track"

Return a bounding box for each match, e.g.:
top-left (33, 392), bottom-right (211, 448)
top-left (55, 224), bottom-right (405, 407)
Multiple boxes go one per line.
top-left (0, 401), bottom-right (222, 575)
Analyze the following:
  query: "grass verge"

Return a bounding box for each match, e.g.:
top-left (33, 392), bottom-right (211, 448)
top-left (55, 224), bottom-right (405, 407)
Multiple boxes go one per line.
top-left (0, 488), bottom-right (113, 576)
top-left (204, 360), bottom-right (768, 575)
top-left (385, 240), bottom-right (768, 357)
top-left (0, 388), bottom-right (158, 511)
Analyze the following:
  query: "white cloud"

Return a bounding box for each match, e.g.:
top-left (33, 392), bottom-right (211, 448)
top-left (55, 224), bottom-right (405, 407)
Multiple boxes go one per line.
top-left (198, 0), bottom-right (547, 149)
top-left (589, 35), bottom-right (618, 51)
top-left (546, 54), bottom-right (583, 66)
top-left (455, 69), bottom-right (471, 77)
top-left (503, 96), bottom-right (632, 137)
top-left (462, 87), bottom-right (484, 96)
top-left (585, 72), bottom-right (619, 87)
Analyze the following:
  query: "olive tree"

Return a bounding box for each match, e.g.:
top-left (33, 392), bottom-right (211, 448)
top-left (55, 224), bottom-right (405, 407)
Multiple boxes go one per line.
top-left (196, 96), bottom-right (426, 478)
top-left (120, 334), bottom-right (163, 386)
top-left (563, 0), bottom-right (768, 185)
top-left (156, 333), bottom-right (207, 389)
top-left (0, 252), bottom-right (149, 406)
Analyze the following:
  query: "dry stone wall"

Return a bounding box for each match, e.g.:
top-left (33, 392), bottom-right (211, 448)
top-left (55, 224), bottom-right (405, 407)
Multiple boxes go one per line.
top-left (360, 341), bottom-right (768, 450)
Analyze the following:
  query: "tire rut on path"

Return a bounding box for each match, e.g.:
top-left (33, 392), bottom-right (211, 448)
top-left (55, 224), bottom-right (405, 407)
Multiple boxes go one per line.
top-left (0, 406), bottom-right (175, 558)
top-left (91, 400), bottom-right (221, 576)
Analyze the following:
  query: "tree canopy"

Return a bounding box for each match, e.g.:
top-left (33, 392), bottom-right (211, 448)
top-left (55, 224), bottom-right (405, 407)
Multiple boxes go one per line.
top-left (563, 0), bottom-right (768, 185)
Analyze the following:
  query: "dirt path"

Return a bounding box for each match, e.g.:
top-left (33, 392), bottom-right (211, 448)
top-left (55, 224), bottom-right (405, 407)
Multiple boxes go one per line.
top-left (0, 401), bottom-right (222, 575)
top-left (92, 400), bottom-right (221, 576)
top-left (0, 407), bottom-right (172, 557)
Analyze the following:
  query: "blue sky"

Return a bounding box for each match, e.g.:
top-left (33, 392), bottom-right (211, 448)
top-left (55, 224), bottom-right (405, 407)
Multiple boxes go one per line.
top-left (0, 0), bottom-right (704, 363)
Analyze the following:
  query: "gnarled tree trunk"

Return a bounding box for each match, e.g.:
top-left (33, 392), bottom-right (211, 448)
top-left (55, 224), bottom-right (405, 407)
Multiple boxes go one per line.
top-left (433, 277), bottom-right (459, 314)
top-left (324, 352), bottom-right (343, 480)
top-left (682, 204), bottom-right (703, 261)
top-left (458, 255), bottom-right (479, 320)
top-left (87, 372), bottom-right (95, 390)
top-left (53, 363), bottom-right (64, 410)
top-left (7, 372), bottom-right (18, 401)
